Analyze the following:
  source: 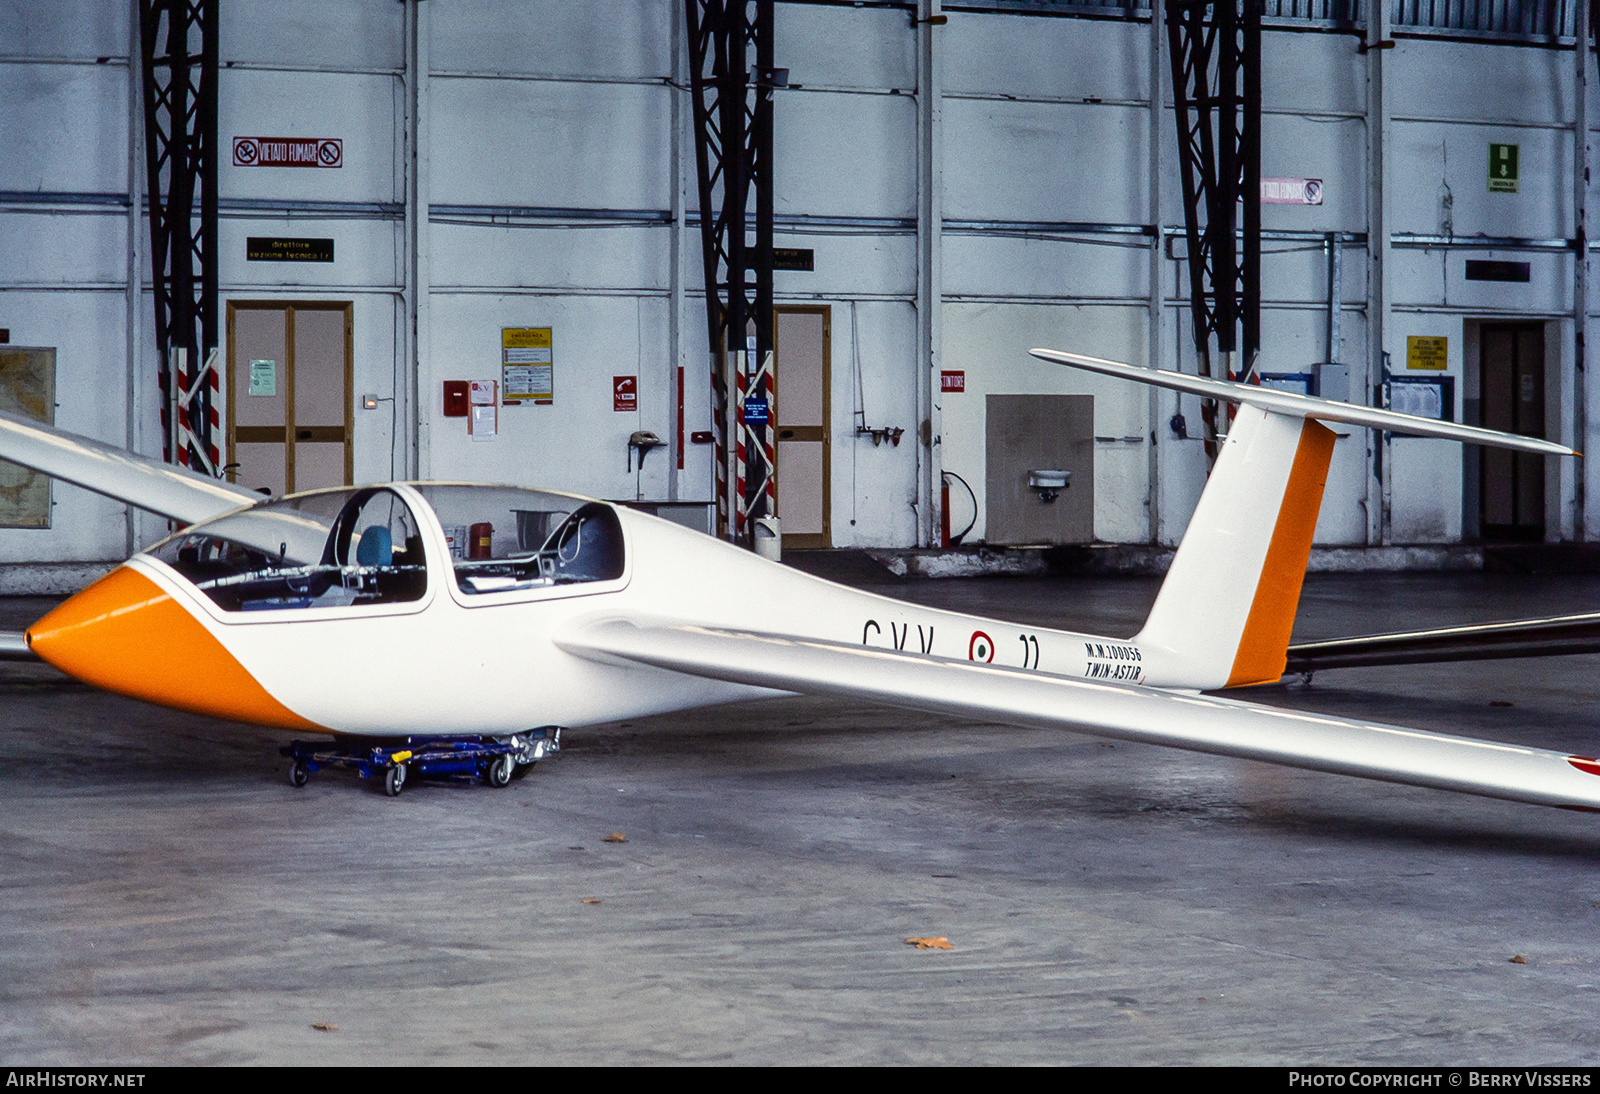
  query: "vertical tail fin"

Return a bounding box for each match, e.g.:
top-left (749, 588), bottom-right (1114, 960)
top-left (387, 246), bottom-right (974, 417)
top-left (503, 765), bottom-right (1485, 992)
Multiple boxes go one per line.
top-left (1025, 348), bottom-right (1576, 691)
top-left (1136, 406), bottom-right (1336, 689)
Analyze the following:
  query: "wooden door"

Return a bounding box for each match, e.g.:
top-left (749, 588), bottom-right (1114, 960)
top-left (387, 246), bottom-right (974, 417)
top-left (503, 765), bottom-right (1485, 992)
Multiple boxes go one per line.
top-left (226, 301), bottom-right (353, 496)
top-left (773, 307), bottom-right (830, 548)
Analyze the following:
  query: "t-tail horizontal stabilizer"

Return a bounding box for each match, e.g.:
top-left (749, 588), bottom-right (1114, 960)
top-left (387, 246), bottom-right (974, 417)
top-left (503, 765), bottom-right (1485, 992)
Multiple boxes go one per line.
top-left (1028, 349), bottom-right (1576, 456)
top-left (1028, 347), bottom-right (1578, 691)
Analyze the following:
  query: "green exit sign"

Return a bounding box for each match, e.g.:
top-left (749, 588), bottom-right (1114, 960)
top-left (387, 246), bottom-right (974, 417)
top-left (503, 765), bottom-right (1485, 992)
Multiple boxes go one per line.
top-left (1489, 143), bottom-right (1519, 192)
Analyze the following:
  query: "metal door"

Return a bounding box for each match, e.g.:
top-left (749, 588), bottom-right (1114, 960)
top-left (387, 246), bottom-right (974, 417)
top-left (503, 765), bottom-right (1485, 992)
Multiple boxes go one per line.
top-left (773, 306), bottom-right (830, 548)
top-left (1478, 322), bottom-right (1544, 541)
top-left (226, 301), bottom-right (353, 497)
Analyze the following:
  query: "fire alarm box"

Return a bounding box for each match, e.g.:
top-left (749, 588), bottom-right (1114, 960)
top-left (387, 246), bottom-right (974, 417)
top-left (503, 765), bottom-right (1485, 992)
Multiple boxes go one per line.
top-left (443, 380), bottom-right (469, 417)
top-left (468, 379), bottom-right (498, 441)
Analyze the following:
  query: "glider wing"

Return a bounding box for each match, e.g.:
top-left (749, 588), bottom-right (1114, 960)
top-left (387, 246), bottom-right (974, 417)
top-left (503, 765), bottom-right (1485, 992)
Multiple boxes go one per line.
top-left (559, 617), bottom-right (1600, 811)
top-left (0, 407), bottom-right (258, 524)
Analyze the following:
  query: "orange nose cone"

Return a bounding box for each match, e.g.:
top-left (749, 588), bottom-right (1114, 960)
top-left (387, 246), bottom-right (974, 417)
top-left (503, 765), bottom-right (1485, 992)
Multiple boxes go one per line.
top-left (27, 566), bottom-right (321, 730)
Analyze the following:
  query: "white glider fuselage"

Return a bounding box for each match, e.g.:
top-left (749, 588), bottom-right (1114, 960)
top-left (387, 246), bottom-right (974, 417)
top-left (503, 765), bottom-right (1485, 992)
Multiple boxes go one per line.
top-left (50, 492), bottom-right (1145, 737)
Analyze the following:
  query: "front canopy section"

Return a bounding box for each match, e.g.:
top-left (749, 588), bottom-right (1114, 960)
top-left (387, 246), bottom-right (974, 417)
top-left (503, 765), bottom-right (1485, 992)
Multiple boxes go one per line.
top-left (409, 484), bottom-right (625, 597)
top-left (148, 487), bottom-right (428, 612)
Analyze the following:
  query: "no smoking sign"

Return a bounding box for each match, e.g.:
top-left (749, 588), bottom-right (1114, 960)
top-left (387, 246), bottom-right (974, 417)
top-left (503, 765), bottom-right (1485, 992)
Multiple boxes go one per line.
top-left (232, 136), bottom-right (343, 168)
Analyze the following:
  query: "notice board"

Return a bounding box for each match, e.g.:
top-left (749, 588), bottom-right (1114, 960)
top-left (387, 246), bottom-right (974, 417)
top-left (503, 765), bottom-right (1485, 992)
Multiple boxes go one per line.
top-left (0, 347), bottom-right (55, 527)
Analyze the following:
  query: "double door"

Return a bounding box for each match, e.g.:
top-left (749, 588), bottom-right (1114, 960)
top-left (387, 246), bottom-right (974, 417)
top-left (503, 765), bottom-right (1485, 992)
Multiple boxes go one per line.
top-left (772, 307), bottom-right (830, 548)
top-left (227, 301), bottom-right (353, 497)
top-left (1478, 322), bottom-right (1544, 541)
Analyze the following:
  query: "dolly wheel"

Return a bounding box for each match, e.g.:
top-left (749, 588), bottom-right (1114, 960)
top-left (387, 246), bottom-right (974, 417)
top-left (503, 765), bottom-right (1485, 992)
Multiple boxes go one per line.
top-left (288, 760), bottom-right (310, 788)
top-left (384, 764), bottom-right (407, 797)
top-left (487, 754), bottom-right (514, 788)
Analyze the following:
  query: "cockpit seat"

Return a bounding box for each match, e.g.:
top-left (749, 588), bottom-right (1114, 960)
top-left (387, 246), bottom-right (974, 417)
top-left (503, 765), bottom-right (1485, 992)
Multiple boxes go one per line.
top-left (356, 526), bottom-right (393, 567)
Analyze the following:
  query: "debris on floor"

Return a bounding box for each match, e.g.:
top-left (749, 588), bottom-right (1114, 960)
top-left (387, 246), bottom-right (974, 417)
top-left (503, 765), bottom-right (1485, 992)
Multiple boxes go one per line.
top-left (1508, 954), bottom-right (1528, 964)
top-left (311, 1023), bottom-right (339, 1032)
top-left (905, 936), bottom-right (954, 950)
top-left (583, 897), bottom-right (602, 904)
top-left (603, 832), bottom-right (628, 843)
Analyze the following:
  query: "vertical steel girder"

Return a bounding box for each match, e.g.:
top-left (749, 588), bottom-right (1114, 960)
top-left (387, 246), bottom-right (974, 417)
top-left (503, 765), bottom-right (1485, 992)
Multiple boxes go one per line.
top-left (1166, 0), bottom-right (1260, 454)
top-left (686, 0), bottom-right (775, 544)
top-left (140, 0), bottom-right (218, 471)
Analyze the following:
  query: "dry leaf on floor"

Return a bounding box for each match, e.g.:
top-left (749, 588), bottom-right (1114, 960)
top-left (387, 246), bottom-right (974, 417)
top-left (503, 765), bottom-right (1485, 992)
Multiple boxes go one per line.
top-left (603, 832), bottom-right (628, 843)
top-left (905, 936), bottom-right (954, 950)
top-left (1508, 954), bottom-right (1528, 964)
top-left (311, 1023), bottom-right (339, 1032)
top-left (582, 898), bottom-right (602, 905)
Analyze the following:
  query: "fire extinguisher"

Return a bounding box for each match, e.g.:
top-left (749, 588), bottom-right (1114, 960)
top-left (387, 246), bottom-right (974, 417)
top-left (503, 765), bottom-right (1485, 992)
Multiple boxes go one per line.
top-left (469, 521), bottom-right (493, 559)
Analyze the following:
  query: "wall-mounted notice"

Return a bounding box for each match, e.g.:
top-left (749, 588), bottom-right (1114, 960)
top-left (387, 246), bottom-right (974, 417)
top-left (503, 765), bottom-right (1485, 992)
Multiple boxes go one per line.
top-left (232, 137), bottom-right (342, 168)
top-left (248, 359), bottom-right (277, 396)
top-left (469, 379), bottom-right (498, 440)
top-left (1489, 143), bottom-right (1519, 193)
top-left (1406, 336), bottom-right (1448, 371)
top-left (1390, 375), bottom-right (1455, 422)
top-left (502, 327), bottom-right (553, 405)
top-left (941, 370), bottom-right (966, 393)
top-left (247, 237), bottom-right (334, 262)
top-left (1260, 178), bottom-right (1323, 205)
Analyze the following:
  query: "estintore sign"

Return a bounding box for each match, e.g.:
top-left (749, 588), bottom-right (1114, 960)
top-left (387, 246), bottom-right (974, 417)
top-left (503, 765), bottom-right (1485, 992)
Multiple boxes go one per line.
top-left (232, 137), bottom-right (343, 168)
top-left (941, 370), bottom-right (966, 393)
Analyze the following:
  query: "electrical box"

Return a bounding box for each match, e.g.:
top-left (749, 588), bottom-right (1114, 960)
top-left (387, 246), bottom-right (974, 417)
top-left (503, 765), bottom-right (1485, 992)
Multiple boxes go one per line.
top-left (1315, 362), bottom-right (1350, 403)
top-left (442, 380), bottom-right (469, 417)
top-left (984, 394), bottom-right (1093, 546)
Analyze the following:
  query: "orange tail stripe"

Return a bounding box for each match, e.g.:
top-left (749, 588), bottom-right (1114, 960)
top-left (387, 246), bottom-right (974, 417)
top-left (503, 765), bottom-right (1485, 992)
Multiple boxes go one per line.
top-left (26, 566), bottom-right (323, 730)
top-left (1226, 419), bottom-right (1338, 687)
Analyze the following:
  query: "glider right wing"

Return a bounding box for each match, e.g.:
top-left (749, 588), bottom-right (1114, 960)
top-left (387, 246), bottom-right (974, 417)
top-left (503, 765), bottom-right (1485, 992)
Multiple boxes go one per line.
top-left (1287, 612), bottom-right (1600, 672)
top-left (559, 618), bottom-right (1600, 812)
top-left (0, 407), bottom-right (258, 525)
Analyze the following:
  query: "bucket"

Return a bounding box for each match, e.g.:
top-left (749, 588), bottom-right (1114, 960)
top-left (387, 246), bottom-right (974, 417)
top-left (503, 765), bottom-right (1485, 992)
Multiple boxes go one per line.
top-left (753, 516), bottom-right (781, 562)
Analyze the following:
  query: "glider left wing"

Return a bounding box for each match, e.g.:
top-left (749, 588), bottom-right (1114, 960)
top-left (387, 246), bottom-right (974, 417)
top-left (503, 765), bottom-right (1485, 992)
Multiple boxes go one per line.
top-left (0, 407), bottom-right (258, 525)
top-left (559, 617), bottom-right (1600, 811)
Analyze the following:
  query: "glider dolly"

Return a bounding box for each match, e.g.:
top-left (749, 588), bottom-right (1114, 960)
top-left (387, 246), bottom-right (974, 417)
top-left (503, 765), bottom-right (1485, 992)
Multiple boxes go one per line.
top-left (281, 729), bottom-right (560, 796)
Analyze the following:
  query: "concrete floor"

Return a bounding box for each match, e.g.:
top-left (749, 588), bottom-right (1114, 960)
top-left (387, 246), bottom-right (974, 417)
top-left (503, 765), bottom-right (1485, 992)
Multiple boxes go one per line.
top-left (5, 571), bottom-right (1600, 1065)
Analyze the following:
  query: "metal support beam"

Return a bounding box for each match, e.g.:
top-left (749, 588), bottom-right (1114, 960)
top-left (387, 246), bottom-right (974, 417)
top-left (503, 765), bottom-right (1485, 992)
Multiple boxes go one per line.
top-left (1165, 0), bottom-right (1260, 462)
top-left (125, 0), bottom-right (146, 553)
top-left (1575, 0), bottom-right (1593, 539)
top-left (1148, 0), bottom-right (1166, 544)
top-left (404, 0), bottom-right (430, 480)
top-left (686, 0), bottom-right (777, 546)
top-left (139, 0), bottom-right (217, 474)
top-left (917, 0), bottom-right (943, 548)
top-left (1366, 0), bottom-right (1392, 545)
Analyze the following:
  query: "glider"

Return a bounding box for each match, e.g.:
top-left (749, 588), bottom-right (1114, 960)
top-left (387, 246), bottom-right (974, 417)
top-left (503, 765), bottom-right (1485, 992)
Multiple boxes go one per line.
top-left (4, 348), bottom-right (1599, 811)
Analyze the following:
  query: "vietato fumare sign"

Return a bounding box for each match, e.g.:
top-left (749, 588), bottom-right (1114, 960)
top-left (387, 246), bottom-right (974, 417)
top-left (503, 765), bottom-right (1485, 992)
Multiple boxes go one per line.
top-left (232, 137), bottom-right (343, 168)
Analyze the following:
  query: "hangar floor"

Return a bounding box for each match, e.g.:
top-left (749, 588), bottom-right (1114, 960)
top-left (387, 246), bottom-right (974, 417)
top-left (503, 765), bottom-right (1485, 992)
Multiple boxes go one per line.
top-left (5, 569), bottom-right (1600, 1065)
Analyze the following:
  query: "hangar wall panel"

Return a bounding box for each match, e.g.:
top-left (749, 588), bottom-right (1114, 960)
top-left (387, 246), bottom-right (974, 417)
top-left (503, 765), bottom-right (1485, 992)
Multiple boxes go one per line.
top-left (430, 0), bottom-right (670, 79)
top-left (431, 79), bottom-right (670, 211)
top-left (221, 0), bottom-right (403, 71)
top-left (3, 2), bottom-right (1599, 572)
